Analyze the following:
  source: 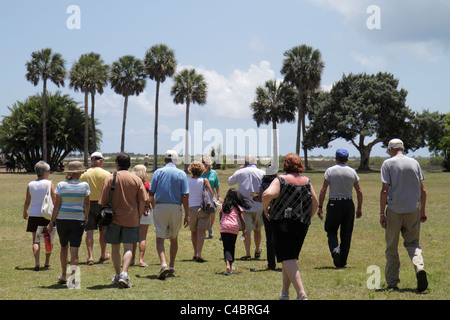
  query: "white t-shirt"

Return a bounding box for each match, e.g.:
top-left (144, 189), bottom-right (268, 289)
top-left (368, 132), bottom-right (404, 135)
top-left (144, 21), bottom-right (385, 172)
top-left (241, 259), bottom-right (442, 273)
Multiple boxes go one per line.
top-left (381, 155), bottom-right (424, 213)
top-left (188, 177), bottom-right (204, 207)
top-left (28, 179), bottom-right (51, 217)
top-left (324, 164), bottom-right (359, 199)
top-left (228, 165), bottom-right (265, 212)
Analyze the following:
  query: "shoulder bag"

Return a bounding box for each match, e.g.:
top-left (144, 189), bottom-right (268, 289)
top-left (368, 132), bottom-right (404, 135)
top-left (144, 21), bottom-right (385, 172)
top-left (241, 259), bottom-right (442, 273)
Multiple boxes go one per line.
top-left (97, 172), bottom-right (117, 226)
top-left (200, 178), bottom-right (217, 214)
top-left (40, 180), bottom-right (54, 221)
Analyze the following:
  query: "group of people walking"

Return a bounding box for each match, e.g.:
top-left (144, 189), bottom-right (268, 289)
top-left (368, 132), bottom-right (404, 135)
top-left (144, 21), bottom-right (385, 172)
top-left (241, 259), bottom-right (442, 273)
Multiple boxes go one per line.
top-left (22, 138), bottom-right (429, 297)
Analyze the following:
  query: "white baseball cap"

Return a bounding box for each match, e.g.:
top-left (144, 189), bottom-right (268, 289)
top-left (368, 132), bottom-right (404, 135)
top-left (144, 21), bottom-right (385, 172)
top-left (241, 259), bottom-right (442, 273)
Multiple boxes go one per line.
top-left (90, 151), bottom-right (104, 160)
top-left (165, 150), bottom-right (178, 159)
top-left (387, 139), bottom-right (404, 151)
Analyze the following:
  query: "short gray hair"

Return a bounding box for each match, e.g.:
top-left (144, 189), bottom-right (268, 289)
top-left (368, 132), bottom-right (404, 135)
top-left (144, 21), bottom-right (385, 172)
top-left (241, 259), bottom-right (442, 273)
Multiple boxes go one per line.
top-left (35, 161), bottom-right (50, 178)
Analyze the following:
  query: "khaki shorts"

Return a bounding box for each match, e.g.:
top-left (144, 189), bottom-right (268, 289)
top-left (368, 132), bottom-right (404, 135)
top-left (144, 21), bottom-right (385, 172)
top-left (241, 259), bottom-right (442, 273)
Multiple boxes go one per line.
top-left (189, 206), bottom-right (211, 232)
top-left (153, 203), bottom-right (183, 239)
top-left (242, 211), bottom-right (263, 232)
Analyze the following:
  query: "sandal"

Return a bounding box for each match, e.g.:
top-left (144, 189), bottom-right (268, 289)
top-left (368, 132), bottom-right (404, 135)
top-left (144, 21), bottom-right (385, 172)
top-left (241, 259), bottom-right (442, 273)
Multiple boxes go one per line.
top-left (240, 255), bottom-right (251, 261)
top-left (87, 258), bottom-right (94, 266)
top-left (255, 249), bottom-right (262, 259)
top-left (57, 276), bottom-right (67, 285)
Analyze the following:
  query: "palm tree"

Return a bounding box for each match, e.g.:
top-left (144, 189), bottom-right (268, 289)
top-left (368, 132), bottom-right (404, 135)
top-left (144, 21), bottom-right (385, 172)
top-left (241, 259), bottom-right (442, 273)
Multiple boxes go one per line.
top-left (144, 44), bottom-right (177, 171)
top-left (170, 68), bottom-right (208, 171)
top-left (25, 48), bottom-right (66, 162)
top-left (281, 44), bottom-right (324, 168)
top-left (85, 52), bottom-right (109, 154)
top-left (251, 80), bottom-right (297, 172)
top-left (110, 55), bottom-right (146, 152)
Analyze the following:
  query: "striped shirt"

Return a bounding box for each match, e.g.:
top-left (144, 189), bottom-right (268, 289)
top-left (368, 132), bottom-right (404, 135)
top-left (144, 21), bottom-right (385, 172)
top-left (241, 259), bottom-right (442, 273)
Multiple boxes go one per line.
top-left (55, 180), bottom-right (90, 221)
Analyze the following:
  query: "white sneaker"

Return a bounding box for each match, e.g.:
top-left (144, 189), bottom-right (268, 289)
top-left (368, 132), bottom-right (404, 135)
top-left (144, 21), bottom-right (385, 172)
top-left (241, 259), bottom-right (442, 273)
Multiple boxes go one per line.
top-left (118, 274), bottom-right (132, 288)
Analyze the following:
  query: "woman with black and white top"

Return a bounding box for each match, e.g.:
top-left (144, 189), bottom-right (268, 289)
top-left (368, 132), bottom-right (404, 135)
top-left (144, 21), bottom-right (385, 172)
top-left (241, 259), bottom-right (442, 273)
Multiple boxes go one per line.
top-left (23, 161), bottom-right (56, 271)
top-left (188, 161), bottom-right (214, 262)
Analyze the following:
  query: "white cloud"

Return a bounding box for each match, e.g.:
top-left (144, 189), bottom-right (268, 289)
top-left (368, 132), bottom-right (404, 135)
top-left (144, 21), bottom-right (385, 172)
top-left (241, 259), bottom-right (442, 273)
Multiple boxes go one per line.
top-left (351, 52), bottom-right (386, 70)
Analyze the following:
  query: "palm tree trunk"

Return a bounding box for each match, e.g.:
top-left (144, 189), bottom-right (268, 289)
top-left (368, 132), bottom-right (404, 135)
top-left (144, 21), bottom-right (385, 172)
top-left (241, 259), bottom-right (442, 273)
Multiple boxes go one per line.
top-left (42, 80), bottom-right (48, 162)
top-left (302, 111), bottom-right (309, 169)
top-left (84, 90), bottom-right (89, 167)
top-left (271, 120), bottom-right (279, 174)
top-left (90, 90), bottom-right (97, 153)
top-left (153, 81), bottom-right (160, 171)
top-left (296, 94), bottom-right (302, 155)
top-left (184, 100), bottom-right (190, 172)
top-left (121, 95), bottom-right (128, 153)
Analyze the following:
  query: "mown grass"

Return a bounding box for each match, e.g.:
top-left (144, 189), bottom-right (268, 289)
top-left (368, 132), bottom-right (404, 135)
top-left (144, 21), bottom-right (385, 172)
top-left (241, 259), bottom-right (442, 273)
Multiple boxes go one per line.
top-left (0, 168), bottom-right (448, 300)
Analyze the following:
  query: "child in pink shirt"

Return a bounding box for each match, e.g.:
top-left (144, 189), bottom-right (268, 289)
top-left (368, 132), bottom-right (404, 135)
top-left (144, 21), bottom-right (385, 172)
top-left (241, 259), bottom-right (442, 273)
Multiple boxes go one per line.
top-left (219, 188), bottom-right (250, 275)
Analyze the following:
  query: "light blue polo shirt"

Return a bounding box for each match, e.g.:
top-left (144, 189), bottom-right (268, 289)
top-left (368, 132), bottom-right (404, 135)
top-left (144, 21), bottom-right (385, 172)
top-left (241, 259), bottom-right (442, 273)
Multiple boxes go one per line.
top-left (150, 163), bottom-right (189, 204)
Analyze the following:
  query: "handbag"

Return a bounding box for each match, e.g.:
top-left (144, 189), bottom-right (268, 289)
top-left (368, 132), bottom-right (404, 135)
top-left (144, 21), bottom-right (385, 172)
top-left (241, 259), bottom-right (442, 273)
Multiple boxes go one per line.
top-left (97, 172), bottom-right (117, 226)
top-left (200, 178), bottom-right (217, 214)
top-left (40, 180), bottom-right (53, 221)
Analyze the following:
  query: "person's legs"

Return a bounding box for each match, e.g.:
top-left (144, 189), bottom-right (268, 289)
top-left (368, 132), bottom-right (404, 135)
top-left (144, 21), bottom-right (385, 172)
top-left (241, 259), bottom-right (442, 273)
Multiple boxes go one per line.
top-left (111, 244), bottom-right (121, 275)
top-left (282, 259), bottom-right (306, 300)
top-left (385, 210), bottom-right (403, 288)
top-left (31, 232), bottom-right (40, 268)
top-left (339, 201), bottom-right (355, 266)
top-left (169, 237), bottom-right (178, 269)
top-left (85, 230), bottom-right (94, 263)
top-left (196, 229), bottom-right (206, 259)
top-left (139, 224), bottom-right (149, 265)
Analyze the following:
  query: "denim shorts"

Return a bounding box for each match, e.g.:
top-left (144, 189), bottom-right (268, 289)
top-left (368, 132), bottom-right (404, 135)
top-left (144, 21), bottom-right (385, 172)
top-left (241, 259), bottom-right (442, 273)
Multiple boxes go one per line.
top-left (105, 222), bottom-right (139, 244)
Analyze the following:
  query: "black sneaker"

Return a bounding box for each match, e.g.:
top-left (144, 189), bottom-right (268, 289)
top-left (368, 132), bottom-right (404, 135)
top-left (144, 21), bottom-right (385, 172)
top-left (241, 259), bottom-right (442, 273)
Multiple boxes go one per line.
top-left (416, 270), bottom-right (428, 293)
top-left (332, 251), bottom-right (342, 268)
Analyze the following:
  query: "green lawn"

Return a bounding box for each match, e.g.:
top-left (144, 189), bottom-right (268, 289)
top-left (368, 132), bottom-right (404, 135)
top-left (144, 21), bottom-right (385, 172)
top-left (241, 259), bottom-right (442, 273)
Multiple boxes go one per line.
top-left (0, 169), bottom-right (448, 300)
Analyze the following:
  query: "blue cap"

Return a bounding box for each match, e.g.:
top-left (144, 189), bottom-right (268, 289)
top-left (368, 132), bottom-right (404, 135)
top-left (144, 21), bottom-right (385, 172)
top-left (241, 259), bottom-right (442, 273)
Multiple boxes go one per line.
top-left (336, 149), bottom-right (349, 160)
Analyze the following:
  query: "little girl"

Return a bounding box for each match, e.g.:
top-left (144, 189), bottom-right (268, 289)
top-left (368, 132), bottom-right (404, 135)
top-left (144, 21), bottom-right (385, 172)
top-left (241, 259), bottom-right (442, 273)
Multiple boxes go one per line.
top-left (219, 188), bottom-right (251, 275)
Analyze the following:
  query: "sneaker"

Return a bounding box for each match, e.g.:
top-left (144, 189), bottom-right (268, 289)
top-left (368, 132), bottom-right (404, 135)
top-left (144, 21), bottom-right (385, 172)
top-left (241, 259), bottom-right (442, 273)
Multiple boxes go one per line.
top-left (111, 274), bottom-right (120, 285)
top-left (157, 265), bottom-right (170, 280)
top-left (416, 270), bottom-right (428, 293)
top-left (332, 251), bottom-right (342, 268)
top-left (118, 274), bottom-right (132, 288)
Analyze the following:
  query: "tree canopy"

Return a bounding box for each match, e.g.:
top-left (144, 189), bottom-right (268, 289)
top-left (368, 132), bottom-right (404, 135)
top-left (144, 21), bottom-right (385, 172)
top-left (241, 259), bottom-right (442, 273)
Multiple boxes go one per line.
top-left (0, 92), bottom-right (100, 172)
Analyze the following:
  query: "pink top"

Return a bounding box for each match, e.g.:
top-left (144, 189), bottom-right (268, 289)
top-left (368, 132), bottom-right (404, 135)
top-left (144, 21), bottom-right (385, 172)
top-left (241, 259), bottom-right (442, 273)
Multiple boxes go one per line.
top-left (219, 205), bottom-right (242, 235)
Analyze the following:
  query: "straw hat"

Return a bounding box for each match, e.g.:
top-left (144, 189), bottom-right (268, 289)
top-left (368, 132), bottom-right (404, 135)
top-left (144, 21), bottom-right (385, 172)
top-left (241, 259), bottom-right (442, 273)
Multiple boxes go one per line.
top-left (65, 161), bottom-right (86, 173)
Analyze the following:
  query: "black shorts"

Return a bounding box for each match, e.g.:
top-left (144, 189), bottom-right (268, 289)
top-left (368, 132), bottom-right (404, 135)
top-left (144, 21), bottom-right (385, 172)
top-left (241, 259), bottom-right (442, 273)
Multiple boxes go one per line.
top-left (271, 219), bottom-right (309, 263)
top-left (85, 201), bottom-right (103, 231)
top-left (56, 219), bottom-right (85, 248)
top-left (26, 216), bottom-right (50, 232)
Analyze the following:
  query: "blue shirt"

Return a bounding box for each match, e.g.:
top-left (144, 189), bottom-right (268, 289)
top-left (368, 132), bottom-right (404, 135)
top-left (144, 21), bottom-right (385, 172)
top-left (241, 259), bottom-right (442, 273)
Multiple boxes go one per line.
top-left (150, 163), bottom-right (189, 204)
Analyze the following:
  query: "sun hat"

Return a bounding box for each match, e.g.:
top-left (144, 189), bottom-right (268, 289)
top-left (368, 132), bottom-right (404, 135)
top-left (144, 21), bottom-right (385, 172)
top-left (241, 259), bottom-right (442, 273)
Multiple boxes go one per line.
top-left (90, 151), bottom-right (104, 160)
top-left (65, 161), bottom-right (86, 173)
top-left (387, 138), bottom-right (404, 150)
top-left (336, 149), bottom-right (349, 161)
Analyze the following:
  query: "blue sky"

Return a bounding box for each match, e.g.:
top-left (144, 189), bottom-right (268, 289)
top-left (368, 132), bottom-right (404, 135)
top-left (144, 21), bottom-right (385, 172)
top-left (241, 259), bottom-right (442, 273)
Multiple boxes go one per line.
top-left (1, 0), bottom-right (449, 159)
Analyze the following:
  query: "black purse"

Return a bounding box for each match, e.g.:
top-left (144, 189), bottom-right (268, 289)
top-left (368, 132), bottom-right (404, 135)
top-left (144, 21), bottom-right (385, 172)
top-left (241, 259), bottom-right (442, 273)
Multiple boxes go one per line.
top-left (97, 172), bottom-right (117, 227)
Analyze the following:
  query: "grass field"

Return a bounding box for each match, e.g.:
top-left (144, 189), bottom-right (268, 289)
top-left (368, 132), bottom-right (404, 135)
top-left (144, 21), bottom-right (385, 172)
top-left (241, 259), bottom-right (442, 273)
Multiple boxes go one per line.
top-left (0, 168), bottom-right (448, 300)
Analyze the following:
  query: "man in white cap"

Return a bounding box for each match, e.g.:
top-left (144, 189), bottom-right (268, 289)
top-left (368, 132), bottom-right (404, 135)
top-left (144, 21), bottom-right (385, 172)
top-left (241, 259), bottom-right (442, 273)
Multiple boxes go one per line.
top-left (380, 138), bottom-right (428, 292)
top-left (80, 152), bottom-right (111, 265)
top-left (149, 150), bottom-right (189, 279)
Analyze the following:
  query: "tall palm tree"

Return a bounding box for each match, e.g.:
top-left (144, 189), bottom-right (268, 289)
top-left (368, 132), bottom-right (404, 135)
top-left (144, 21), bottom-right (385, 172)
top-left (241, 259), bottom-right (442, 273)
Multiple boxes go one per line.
top-left (110, 55), bottom-right (146, 152)
top-left (251, 80), bottom-right (297, 172)
top-left (281, 44), bottom-right (324, 168)
top-left (170, 68), bottom-right (208, 171)
top-left (144, 44), bottom-right (177, 171)
top-left (85, 52), bottom-right (109, 154)
top-left (25, 48), bottom-right (66, 162)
